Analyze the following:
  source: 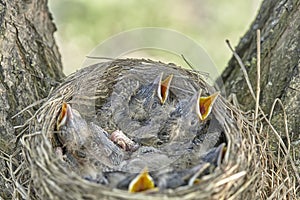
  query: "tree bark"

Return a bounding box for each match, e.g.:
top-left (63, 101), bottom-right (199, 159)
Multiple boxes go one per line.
top-left (0, 0), bottom-right (299, 198)
top-left (221, 0), bottom-right (300, 169)
top-left (0, 0), bottom-right (64, 198)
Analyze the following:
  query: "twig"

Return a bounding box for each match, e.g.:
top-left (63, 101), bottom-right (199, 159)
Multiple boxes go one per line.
top-left (269, 98), bottom-right (291, 154)
top-left (254, 29), bottom-right (261, 128)
top-left (11, 98), bottom-right (46, 119)
top-left (85, 56), bottom-right (115, 60)
top-left (181, 54), bottom-right (210, 79)
top-left (181, 54), bottom-right (196, 71)
top-left (215, 171), bottom-right (247, 187)
top-left (225, 40), bottom-right (256, 99)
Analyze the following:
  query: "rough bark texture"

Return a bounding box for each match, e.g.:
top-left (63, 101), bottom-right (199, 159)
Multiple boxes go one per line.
top-left (221, 0), bottom-right (300, 169)
top-left (0, 0), bottom-right (64, 198)
top-left (0, 0), bottom-right (299, 199)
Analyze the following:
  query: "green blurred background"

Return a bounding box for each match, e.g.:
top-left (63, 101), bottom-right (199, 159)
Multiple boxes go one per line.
top-left (49, 0), bottom-right (261, 75)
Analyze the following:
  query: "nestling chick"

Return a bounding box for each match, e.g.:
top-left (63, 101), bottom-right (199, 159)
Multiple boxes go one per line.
top-left (158, 90), bottom-right (219, 143)
top-left (56, 102), bottom-right (124, 179)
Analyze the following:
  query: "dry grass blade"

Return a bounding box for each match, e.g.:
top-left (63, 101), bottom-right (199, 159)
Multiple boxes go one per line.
top-left (215, 171), bottom-right (247, 187)
top-left (254, 29), bottom-right (261, 128)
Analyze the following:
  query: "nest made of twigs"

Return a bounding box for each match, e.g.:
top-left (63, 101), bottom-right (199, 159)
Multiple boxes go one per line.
top-left (5, 58), bottom-right (298, 200)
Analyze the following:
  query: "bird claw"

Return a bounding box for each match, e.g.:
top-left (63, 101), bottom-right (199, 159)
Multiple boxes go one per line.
top-left (110, 130), bottom-right (139, 152)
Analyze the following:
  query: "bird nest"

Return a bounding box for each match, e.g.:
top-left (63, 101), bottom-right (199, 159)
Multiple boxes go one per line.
top-left (7, 59), bottom-right (298, 199)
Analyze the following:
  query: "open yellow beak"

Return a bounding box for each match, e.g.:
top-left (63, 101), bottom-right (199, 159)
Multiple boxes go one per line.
top-left (128, 167), bottom-right (155, 193)
top-left (197, 92), bottom-right (220, 121)
top-left (56, 102), bottom-right (73, 130)
top-left (157, 73), bottom-right (173, 104)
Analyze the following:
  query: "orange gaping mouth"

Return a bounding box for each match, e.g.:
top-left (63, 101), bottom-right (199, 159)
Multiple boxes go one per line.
top-left (197, 92), bottom-right (220, 121)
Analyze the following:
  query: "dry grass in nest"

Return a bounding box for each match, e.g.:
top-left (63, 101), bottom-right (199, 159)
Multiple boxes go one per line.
top-left (1, 54), bottom-right (299, 199)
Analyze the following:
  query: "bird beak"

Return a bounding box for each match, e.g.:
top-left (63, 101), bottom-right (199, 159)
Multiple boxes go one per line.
top-left (157, 73), bottom-right (173, 104)
top-left (128, 167), bottom-right (155, 193)
top-left (196, 92), bottom-right (220, 121)
top-left (215, 143), bottom-right (226, 166)
top-left (56, 102), bottom-right (73, 130)
top-left (200, 142), bottom-right (226, 168)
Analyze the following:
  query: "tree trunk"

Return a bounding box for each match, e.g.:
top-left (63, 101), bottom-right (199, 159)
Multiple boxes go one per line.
top-left (0, 0), bottom-right (299, 199)
top-left (0, 0), bottom-right (64, 198)
top-left (220, 0), bottom-right (299, 170)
